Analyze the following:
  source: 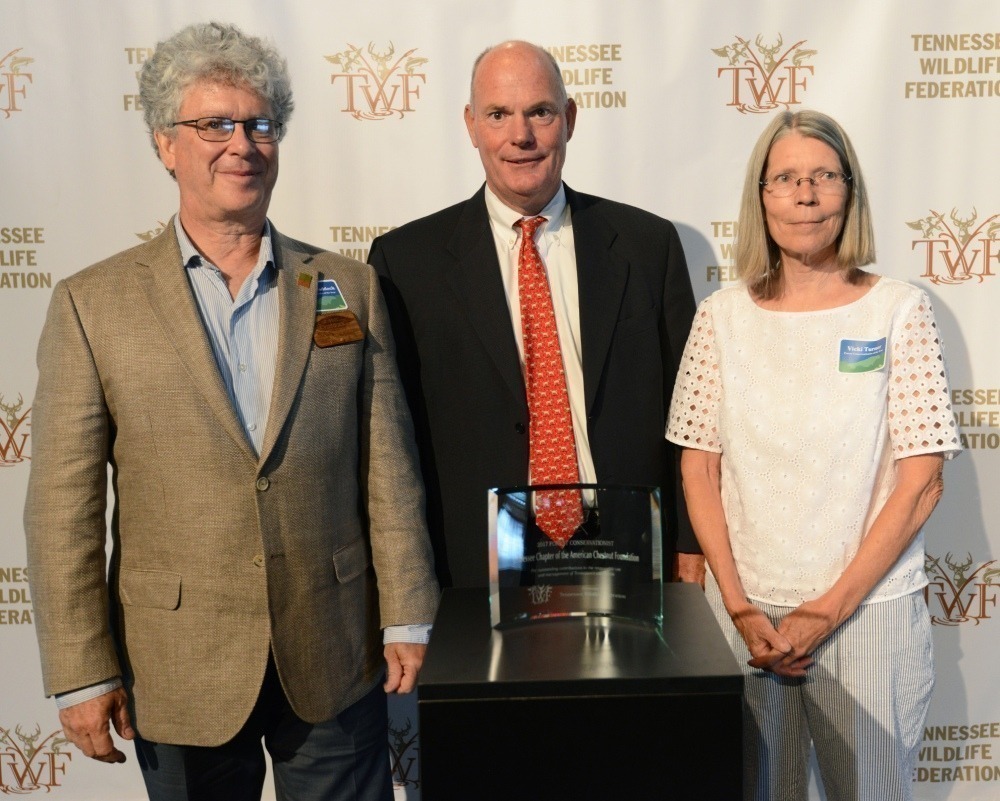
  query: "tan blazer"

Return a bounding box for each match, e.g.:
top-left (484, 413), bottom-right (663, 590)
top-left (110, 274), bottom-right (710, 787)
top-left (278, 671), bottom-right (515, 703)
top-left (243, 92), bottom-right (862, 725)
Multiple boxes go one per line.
top-left (24, 222), bottom-right (439, 747)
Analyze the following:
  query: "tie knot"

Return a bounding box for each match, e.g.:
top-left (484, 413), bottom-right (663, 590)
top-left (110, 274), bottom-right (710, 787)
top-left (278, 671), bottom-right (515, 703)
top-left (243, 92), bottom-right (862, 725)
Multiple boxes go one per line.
top-left (516, 216), bottom-right (546, 240)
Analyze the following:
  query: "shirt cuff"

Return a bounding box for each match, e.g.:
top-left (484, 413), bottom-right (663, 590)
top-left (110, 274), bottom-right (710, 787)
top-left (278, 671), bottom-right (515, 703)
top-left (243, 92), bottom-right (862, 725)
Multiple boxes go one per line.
top-left (55, 678), bottom-right (123, 710)
top-left (384, 623), bottom-right (432, 645)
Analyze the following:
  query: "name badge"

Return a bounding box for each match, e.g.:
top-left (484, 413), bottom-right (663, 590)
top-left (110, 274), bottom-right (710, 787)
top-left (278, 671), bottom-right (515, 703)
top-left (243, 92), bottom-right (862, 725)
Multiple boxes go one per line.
top-left (839, 337), bottom-right (886, 373)
top-left (317, 279), bottom-right (348, 313)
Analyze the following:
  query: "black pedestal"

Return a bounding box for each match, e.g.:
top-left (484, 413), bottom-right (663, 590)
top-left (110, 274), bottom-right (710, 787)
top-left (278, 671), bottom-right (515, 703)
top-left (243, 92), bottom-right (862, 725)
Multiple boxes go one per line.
top-left (417, 583), bottom-right (743, 800)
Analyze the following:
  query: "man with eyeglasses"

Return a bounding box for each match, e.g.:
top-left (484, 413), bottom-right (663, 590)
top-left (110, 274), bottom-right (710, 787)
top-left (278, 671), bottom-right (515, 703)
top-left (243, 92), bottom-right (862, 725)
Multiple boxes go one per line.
top-left (23, 21), bottom-right (438, 801)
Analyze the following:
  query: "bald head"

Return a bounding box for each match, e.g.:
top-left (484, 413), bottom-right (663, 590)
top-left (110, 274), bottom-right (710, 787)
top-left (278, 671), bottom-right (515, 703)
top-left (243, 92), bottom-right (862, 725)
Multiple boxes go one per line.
top-left (469, 41), bottom-right (568, 109)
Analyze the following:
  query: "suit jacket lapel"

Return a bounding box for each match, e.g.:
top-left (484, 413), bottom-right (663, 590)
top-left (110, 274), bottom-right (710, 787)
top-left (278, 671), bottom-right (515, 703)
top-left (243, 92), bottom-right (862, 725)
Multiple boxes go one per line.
top-left (258, 228), bottom-right (318, 465)
top-left (567, 186), bottom-right (629, 415)
top-left (140, 221), bottom-right (256, 460)
top-left (445, 188), bottom-right (526, 406)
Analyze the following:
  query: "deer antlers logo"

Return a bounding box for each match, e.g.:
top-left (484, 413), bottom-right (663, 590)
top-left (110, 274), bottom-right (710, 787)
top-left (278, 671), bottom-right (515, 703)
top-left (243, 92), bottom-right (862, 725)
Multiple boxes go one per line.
top-left (325, 42), bottom-right (429, 121)
top-left (388, 717), bottom-right (421, 788)
top-left (711, 34), bottom-right (816, 113)
top-left (0, 724), bottom-right (72, 792)
top-left (924, 551), bottom-right (1000, 626)
top-left (0, 392), bottom-right (30, 466)
top-left (908, 206), bottom-right (1000, 285)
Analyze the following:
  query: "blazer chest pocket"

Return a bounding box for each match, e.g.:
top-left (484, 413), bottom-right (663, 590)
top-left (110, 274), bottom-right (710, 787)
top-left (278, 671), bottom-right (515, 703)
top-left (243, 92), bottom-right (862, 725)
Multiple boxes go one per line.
top-left (118, 567), bottom-right (181, 610)
top-left (332, 538), bottom-right (370, 584)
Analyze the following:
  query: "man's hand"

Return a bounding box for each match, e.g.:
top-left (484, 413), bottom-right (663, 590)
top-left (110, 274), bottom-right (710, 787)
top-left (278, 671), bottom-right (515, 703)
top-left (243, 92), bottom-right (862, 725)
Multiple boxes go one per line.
top-left (383, 642), bottom-right (428, 694)
top-left (673, 552), bottom-right (706, 587)
top-left (58, 688), bottom-right (135, 764)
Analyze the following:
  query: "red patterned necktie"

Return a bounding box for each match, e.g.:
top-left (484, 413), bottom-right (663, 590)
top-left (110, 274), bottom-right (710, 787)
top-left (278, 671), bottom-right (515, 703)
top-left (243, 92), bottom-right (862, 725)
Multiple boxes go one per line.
top-left (516, 216), bottom-right (583, 548)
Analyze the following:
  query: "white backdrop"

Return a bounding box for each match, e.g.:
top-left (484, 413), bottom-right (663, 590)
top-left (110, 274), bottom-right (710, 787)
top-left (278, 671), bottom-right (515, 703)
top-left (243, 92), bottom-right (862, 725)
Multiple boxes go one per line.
top-left (1, 1), bottom-right (998, 798)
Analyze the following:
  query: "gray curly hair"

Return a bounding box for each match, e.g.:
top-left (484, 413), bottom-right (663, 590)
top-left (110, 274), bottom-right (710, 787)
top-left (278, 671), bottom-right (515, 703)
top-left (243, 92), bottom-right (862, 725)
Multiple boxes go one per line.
top-left (139, 21), bottom-right (294, 159)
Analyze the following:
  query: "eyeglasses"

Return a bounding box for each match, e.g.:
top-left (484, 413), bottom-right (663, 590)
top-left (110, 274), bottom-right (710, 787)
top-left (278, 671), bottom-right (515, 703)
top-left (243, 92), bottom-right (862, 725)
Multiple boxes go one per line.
top-left (760, 171), bottom-right (851, 198)
top-left (170, 117), bottom-right (283, 144)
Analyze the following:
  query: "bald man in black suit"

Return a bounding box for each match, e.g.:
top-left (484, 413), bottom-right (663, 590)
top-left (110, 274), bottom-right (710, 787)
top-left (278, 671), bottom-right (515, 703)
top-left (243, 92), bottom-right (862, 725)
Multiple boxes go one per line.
top-left (369, 40), bottom-right (703, 589)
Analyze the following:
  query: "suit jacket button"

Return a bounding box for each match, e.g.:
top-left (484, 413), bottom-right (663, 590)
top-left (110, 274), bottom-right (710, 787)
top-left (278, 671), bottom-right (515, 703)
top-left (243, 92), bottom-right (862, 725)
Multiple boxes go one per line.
top-left (253, 554), bottom-right (265, 567)
top-left (515, 423), bottom-right (526, 434)
top-left (256, 476), bottom-right (270, 491)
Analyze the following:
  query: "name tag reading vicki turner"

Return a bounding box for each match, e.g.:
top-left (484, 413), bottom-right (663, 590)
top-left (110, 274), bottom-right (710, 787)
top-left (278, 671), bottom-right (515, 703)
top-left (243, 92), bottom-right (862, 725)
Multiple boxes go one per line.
top-left (838, 337), bottom-right (886, 373)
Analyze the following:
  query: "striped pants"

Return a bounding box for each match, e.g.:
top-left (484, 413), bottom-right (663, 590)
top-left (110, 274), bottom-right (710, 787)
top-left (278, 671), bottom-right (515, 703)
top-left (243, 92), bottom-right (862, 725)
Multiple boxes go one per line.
top-left (706, 574), bottom-right (934, 801)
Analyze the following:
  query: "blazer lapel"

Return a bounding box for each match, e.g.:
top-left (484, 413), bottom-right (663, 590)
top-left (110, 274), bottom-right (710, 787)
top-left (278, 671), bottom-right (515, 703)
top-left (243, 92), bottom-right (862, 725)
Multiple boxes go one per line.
top-left (567, 187), bottom-right (629, 415)
top-left (258, 229), bottom-right (318, 465)
top-left (140, 222), bottom-right (256, 460)
top-left (445, 189), bottom-right (526, 406)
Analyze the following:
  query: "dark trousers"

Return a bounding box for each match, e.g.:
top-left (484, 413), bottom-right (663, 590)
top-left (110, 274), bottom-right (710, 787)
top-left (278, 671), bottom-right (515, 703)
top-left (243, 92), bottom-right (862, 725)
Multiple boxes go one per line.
top-left (134, 657), bottom-right (393, 801)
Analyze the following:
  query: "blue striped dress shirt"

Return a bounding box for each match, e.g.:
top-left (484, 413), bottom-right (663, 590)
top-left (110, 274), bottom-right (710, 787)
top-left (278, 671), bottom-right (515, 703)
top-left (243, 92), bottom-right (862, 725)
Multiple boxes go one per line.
top-left (178, 217), bottom-right (278, 456)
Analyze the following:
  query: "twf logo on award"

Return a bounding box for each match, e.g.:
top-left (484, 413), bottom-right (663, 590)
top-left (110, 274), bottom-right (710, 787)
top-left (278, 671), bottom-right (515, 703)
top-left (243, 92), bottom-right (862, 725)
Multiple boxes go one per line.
top-left (0, 48), bottom-right (32, 119)
top-left (712, 34), bottom-right (815, 113)
top-left (908, 207), bottom-right (1000, 284)
top-left (326, 42), bottom-right (428, 120)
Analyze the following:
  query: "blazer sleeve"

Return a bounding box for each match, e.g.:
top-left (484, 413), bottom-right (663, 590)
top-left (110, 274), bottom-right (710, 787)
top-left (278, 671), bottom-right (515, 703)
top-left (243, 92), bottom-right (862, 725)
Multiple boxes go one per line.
top-left (356, 261), bottom-right (440, 626)
top-left (24, 280), bottom-right (122, 696)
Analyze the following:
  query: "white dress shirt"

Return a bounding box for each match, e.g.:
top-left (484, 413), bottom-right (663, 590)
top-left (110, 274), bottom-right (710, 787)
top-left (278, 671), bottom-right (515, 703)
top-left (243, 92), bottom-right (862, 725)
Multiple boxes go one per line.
top-left (484, 184), bottom-right (598, 489)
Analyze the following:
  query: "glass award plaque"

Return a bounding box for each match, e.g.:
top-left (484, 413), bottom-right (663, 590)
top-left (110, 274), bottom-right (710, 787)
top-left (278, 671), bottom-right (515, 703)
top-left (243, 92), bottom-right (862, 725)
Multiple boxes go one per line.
top-left (488, 484), bottom-right (663, 629)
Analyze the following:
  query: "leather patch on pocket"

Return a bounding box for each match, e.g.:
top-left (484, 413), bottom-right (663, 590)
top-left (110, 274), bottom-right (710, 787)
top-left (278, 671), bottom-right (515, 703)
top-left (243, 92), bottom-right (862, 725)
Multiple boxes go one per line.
top-left (314, 311), bottom-right (365, 348)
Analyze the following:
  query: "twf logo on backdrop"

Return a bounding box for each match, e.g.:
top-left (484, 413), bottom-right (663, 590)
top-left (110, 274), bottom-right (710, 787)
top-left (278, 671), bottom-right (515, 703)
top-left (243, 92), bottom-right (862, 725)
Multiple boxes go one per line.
top-left (326, 42), bottom-right (428, 120)
top-left (924, 552), bottom-right (999, 626)
top-left (0, 725), bottom-right (72, 793)
top-left (712, 33), bottom-right (817, 114)
top-left (908, 208), bottom-right (1000, 284)
top-left (0, 48), bottom-right (33, 119)
top-left (712, 34), bottom-right (816, 113)
top-left (137, 221), bottom-right (169, 242)
top-left (0, 392), bottom-right (29, 467)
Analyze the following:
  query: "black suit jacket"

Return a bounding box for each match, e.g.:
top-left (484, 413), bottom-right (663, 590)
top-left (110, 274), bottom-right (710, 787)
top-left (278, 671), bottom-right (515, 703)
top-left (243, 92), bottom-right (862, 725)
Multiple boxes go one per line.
top-left (369, 184), bottom-right (697, 588)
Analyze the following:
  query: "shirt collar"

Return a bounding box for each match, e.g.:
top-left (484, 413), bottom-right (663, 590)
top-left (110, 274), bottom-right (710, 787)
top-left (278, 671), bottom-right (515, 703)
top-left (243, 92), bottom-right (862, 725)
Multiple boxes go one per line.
top-left (174, 216), bottom-right (276, 275)
top-left (484, 183), bottom-right (569, 237)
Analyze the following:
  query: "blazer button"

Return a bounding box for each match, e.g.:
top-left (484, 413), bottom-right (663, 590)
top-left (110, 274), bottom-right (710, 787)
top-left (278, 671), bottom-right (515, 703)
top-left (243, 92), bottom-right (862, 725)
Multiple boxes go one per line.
top-left (252, 554), bottom-right (265, 568)
top-left (515, 422), bottom-right (526, 434)
top-left (256, 476), bottom-right (270, 491)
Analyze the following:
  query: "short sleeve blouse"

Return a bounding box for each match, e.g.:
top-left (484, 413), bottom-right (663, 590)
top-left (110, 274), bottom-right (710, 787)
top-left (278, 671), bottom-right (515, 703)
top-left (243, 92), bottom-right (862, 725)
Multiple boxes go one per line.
top-left (666, 278), bottom-right (961, 605)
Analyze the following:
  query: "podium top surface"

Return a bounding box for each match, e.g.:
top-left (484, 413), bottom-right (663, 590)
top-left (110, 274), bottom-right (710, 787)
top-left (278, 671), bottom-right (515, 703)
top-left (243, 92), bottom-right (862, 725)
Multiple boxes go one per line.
top-left (419, 583), bottom-right (743, 701)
